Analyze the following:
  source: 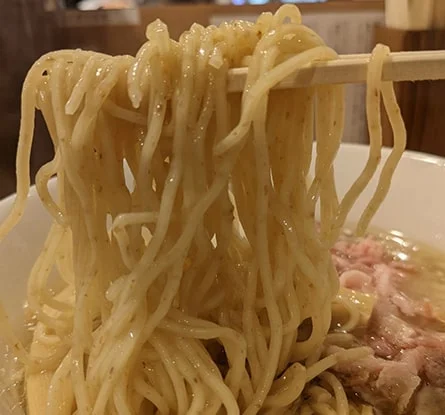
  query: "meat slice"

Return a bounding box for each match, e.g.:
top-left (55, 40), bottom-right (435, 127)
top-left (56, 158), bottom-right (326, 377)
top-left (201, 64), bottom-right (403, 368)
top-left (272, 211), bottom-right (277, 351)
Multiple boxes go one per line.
top-left (365, 300), bottom-right (418, 358)
top-left (422, 348), bottom-right (445, 388)
top-left (333, 236), bottom-right (387, 269)
top-left (332, 345), bottom-right (421, 414)
top-left (375, 361), bottom-right (421, 412)
top-left (330, 234), bottom-right (445, 414)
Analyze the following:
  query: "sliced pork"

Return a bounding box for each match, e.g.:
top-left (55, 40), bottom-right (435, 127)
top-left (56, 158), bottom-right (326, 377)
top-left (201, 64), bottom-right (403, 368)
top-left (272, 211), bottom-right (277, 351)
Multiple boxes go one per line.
top-left (331, 234), bottom-right (445, 414)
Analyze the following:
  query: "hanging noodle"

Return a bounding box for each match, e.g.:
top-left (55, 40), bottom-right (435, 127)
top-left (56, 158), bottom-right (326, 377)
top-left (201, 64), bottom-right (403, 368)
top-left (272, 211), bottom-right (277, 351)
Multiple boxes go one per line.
top-left (0, 5), bottom-right (405, 415)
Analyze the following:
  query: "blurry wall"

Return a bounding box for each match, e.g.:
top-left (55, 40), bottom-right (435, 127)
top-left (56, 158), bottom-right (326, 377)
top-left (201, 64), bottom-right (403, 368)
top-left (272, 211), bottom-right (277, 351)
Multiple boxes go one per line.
top-left (376, 27), bottom-right (445, 157)
top-left (0, 0), bottom-right (56, 197)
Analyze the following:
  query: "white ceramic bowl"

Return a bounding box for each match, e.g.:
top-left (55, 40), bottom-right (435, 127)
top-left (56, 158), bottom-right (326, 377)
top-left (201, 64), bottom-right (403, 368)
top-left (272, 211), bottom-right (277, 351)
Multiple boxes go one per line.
top-left (1, 143), bottom-right (445, 339)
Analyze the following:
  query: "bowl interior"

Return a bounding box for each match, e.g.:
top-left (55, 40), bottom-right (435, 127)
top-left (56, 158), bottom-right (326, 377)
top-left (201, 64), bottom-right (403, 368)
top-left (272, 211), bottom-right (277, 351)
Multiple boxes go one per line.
top-left (0, 187), bottom-right (53, 340)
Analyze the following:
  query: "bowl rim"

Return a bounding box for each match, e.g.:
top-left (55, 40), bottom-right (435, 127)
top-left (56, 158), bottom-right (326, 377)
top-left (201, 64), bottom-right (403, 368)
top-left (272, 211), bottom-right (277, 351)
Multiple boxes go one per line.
top-left (343, 143), bottom-right (445, 168)
top-left (1, 143), bottom-right (445, 205)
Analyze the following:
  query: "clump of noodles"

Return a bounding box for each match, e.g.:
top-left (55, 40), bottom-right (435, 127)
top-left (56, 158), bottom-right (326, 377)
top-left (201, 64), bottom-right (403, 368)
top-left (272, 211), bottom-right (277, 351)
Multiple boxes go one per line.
top-left (0, 5), bottom-right (406, 415)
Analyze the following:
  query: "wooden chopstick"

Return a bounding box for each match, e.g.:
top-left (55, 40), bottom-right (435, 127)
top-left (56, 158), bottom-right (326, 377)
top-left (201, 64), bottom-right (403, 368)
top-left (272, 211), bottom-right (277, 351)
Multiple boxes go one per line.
top-left (227, 50), bottom-right (445, 92)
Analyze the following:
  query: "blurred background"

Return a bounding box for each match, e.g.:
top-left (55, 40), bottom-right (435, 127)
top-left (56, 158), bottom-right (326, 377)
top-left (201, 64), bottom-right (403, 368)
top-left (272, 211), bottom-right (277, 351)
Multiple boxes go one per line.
top-left (1, 0), bottom-right (444, 198)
